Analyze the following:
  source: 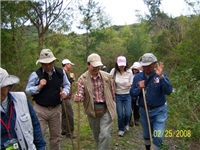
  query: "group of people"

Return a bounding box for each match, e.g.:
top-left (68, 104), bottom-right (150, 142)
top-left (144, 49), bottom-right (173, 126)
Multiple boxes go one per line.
top-left (1, 48), bottom-right (172, 150)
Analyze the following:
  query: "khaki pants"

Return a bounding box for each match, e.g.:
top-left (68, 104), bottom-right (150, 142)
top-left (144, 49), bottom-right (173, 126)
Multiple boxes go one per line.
top-left (62, 99), bottom-right (74, 134)
top-left (87, 111), bottom-right (112, 150)
top-left (34, 102), bottom-right (61, 150)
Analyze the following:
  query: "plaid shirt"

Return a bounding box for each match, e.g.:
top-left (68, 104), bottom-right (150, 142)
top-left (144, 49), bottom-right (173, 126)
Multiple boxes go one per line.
top-left (77, 73), bottom-right (115, 102)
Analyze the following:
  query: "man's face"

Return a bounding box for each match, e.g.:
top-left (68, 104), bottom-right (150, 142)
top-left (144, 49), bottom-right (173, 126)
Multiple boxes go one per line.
top-left (41, 61), bottom-right (54, 72)
top-left (87, 63), bottom-right (100, 76)
top-left (1, 86), bottom-right (10, 101)
top-left (142, 63), bottom-right (156, 75)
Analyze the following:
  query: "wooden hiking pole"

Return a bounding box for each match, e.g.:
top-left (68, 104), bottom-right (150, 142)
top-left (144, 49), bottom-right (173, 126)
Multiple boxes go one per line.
top-left (75, 82), bottom-right (81, 150)
top-left (142, 88), bottom-right (153, 150)
top-left (60, 88), bottom-right (75, 150)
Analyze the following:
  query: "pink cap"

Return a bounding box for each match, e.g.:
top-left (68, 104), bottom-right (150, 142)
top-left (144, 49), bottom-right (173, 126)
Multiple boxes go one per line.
top-left (117, 56), bottom-right (126, 66)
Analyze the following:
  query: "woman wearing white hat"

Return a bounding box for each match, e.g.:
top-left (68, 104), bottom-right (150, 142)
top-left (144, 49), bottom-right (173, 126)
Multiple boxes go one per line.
top-left (0, 68), bottom-right (46, 150)
top-left (129, 62), bottom-right (143, 127)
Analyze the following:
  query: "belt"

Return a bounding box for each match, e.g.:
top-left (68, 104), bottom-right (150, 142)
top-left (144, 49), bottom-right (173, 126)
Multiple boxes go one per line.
top-left (142, 105), bottom-right (161, 110)
top-left (38, 103), bottom-right (58, 110)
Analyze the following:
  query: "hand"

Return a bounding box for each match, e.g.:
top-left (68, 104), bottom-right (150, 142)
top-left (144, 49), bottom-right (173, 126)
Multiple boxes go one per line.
top-left (126, 83), bottom-right (132, 88)
top-left (70, 73), bottom-right (75, 81)
top-left (73, 93), bottom-right (81, 102)
top-left (154, 62), bottom-right (164, 77)
top-left (60, 92), bottom-right (67, 99)
top-left (38, 79), bottom-right (47, 89)
top-left (138, 80), bottom-right (145, 89)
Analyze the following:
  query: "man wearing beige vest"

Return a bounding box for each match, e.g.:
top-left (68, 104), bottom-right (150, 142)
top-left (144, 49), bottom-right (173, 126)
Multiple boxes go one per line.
top-left (74, 53), bottom-right (116, 150)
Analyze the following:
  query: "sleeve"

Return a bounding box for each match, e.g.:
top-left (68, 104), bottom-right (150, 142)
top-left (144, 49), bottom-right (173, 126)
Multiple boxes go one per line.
top-left (77, 78), bottom-right (85, 101)
top-left (25, 72), bottom-right (41, 95)
top-left (27, 100), bottom-right (46, 149)
top-left (62, 70), bottom-right (71, 96)
top-left (160, 73), bottom-right (173, 95)
top-left (130, 74), bottom-right (142, 97)
top-left (109, 68), bottom-right (115, 78)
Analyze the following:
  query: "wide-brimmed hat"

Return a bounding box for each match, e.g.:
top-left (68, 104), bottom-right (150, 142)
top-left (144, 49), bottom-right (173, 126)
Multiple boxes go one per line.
top-left (87, 53), bottom-right (103, 67)
top-left (117, 56), bottom-right (126, 66)
top-left (0, 68), bottom-right (20, 88)
top-left (138, 53), bottom-right (157, 66)
top-left (36, 49), bottom-right (58, 65)
top-left (131, 62), bottom-right (142, 71)
top-left (62, 59), bottom-right (75, 66)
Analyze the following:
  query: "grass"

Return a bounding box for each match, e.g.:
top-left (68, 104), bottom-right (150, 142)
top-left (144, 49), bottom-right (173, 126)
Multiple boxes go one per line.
top-left (43, 101), bottom-right (200, 150)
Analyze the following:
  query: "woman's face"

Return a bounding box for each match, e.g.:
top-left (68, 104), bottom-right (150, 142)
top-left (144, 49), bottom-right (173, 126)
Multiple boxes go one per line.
top-left (132, 69), bottom-right (139, 74)
top-left (118, 66), bottom-right (125, 72)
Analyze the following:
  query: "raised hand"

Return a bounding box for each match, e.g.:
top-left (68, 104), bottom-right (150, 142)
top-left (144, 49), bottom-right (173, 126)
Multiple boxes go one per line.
top-left (154, 62), bottom-right (164, 77)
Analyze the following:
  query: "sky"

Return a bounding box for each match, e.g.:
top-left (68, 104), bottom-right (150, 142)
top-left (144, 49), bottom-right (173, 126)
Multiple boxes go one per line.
top-left (72, 0), bottom-right (191, 33)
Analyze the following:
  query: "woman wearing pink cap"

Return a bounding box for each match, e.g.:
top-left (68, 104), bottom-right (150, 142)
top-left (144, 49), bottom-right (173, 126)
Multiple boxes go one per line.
top-left (110, 56), bottom-right (133, 137)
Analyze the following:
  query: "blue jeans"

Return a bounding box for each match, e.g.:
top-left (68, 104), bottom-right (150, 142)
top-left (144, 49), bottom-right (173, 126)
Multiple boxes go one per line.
top-left (115, 93), bottom-right (132, 131)
top-left (139, 103), bottom-right (168, 147)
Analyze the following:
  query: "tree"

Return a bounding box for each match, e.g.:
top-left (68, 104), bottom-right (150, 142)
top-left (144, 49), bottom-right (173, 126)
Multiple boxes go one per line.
top-left (77, 0), bottom-right (111, 58)
top-left (25, 0), bottom-right (75, 52)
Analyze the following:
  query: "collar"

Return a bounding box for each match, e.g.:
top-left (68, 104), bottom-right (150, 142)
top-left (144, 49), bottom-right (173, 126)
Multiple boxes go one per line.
top-left (90, 72), bottom-right (101, 80)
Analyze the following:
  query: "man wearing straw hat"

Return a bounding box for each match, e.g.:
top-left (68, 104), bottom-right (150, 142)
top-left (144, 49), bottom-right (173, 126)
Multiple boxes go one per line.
top-left (1, 67), bottom-right (46, 150)
top-left (74, 53), bottom-right (116, 150)
top-left (130, 53), bottom-right (172, 150)
top-left (25, 49), bottom-right (70, 150)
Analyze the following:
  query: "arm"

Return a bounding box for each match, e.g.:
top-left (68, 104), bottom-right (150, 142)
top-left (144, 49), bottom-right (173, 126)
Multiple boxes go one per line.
top-left (74, 78), bottom-right (85, 102)
top-left (130, 74), bottom-right (142, 97)
top-left (61, 70), bottom-right (71, 96)
top-left (160, 73), bottom-right (173, 95)
top-left (154, 62), bottom-right (172, 95)
top-left (25, 72), bottom-right (41, 95)
top-left (27, 100), bottom-right (46, 149)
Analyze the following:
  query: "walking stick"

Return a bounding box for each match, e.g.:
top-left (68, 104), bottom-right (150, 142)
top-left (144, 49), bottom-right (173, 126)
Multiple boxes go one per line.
top-left (75, 82), bottom-right (81, 150)
top-left (142, 88), bottom-right (153, 150)
top-left (61, 88), bottom-right (75, 150)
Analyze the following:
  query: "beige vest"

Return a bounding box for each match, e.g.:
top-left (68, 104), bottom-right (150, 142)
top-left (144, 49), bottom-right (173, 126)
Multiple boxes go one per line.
top-left (80, 70), bottom-right (116, 120)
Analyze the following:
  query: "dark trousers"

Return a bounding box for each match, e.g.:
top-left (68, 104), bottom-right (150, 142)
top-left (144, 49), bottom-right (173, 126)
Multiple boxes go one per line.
top-left (62, 99), bottom-right (74, 134)
top-left (130, 97), bottom-right (140, 121)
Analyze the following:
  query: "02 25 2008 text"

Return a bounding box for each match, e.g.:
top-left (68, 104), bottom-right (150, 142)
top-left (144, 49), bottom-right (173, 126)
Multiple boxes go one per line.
top-left (153, 129), bottom-right (191, 138)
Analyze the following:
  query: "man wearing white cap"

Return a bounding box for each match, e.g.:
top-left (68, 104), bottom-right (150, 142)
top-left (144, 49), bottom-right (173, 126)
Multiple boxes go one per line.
top-left (61, 59), bottom-right (76, 139)
top-left (25, 49), bottom-right (71, 150)
top-left (74, 53), bottom-right (116, 150)
top-left (130, 53), bottom-right (172, 150)
top-left (1, 67), bottom-right (46, 150)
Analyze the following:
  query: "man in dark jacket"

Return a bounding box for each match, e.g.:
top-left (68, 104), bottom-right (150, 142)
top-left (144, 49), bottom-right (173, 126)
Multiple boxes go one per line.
top-left (130, 53), bottom-right (172, 150)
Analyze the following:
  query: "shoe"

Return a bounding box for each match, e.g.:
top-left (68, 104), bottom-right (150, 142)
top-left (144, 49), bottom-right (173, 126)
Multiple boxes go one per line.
top-left (66, 133), bottom-right (77, 139)
top-left (135, 120), bottom-right (140, 126)
top-left (129, 120), bottom-right (134, 127)
top-left (125, 125), bottom-right (129, 131)
top-left (118, 131), bottom-right (124, 137)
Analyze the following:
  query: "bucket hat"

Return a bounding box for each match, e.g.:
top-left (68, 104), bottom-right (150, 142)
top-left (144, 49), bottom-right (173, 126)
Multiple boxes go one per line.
top-left (36, 49), bottom-right (58, 65)
top-left (131, 62), bottom-right (142, 71)
top-left (0, 68), bottom-right (20, 88)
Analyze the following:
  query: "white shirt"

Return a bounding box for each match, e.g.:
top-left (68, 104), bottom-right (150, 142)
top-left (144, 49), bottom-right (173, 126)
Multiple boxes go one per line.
top-left (110, 68), bottom-right (133, 94)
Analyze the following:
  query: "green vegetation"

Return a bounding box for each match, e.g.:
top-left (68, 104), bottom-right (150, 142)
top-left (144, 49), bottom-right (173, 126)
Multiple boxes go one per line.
top-left (1, 0), bottom-right (200, 149)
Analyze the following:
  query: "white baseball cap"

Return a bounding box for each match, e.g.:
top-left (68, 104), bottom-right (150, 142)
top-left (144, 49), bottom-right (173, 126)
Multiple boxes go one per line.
top-left (62, 59), bottom-right (75, 65)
